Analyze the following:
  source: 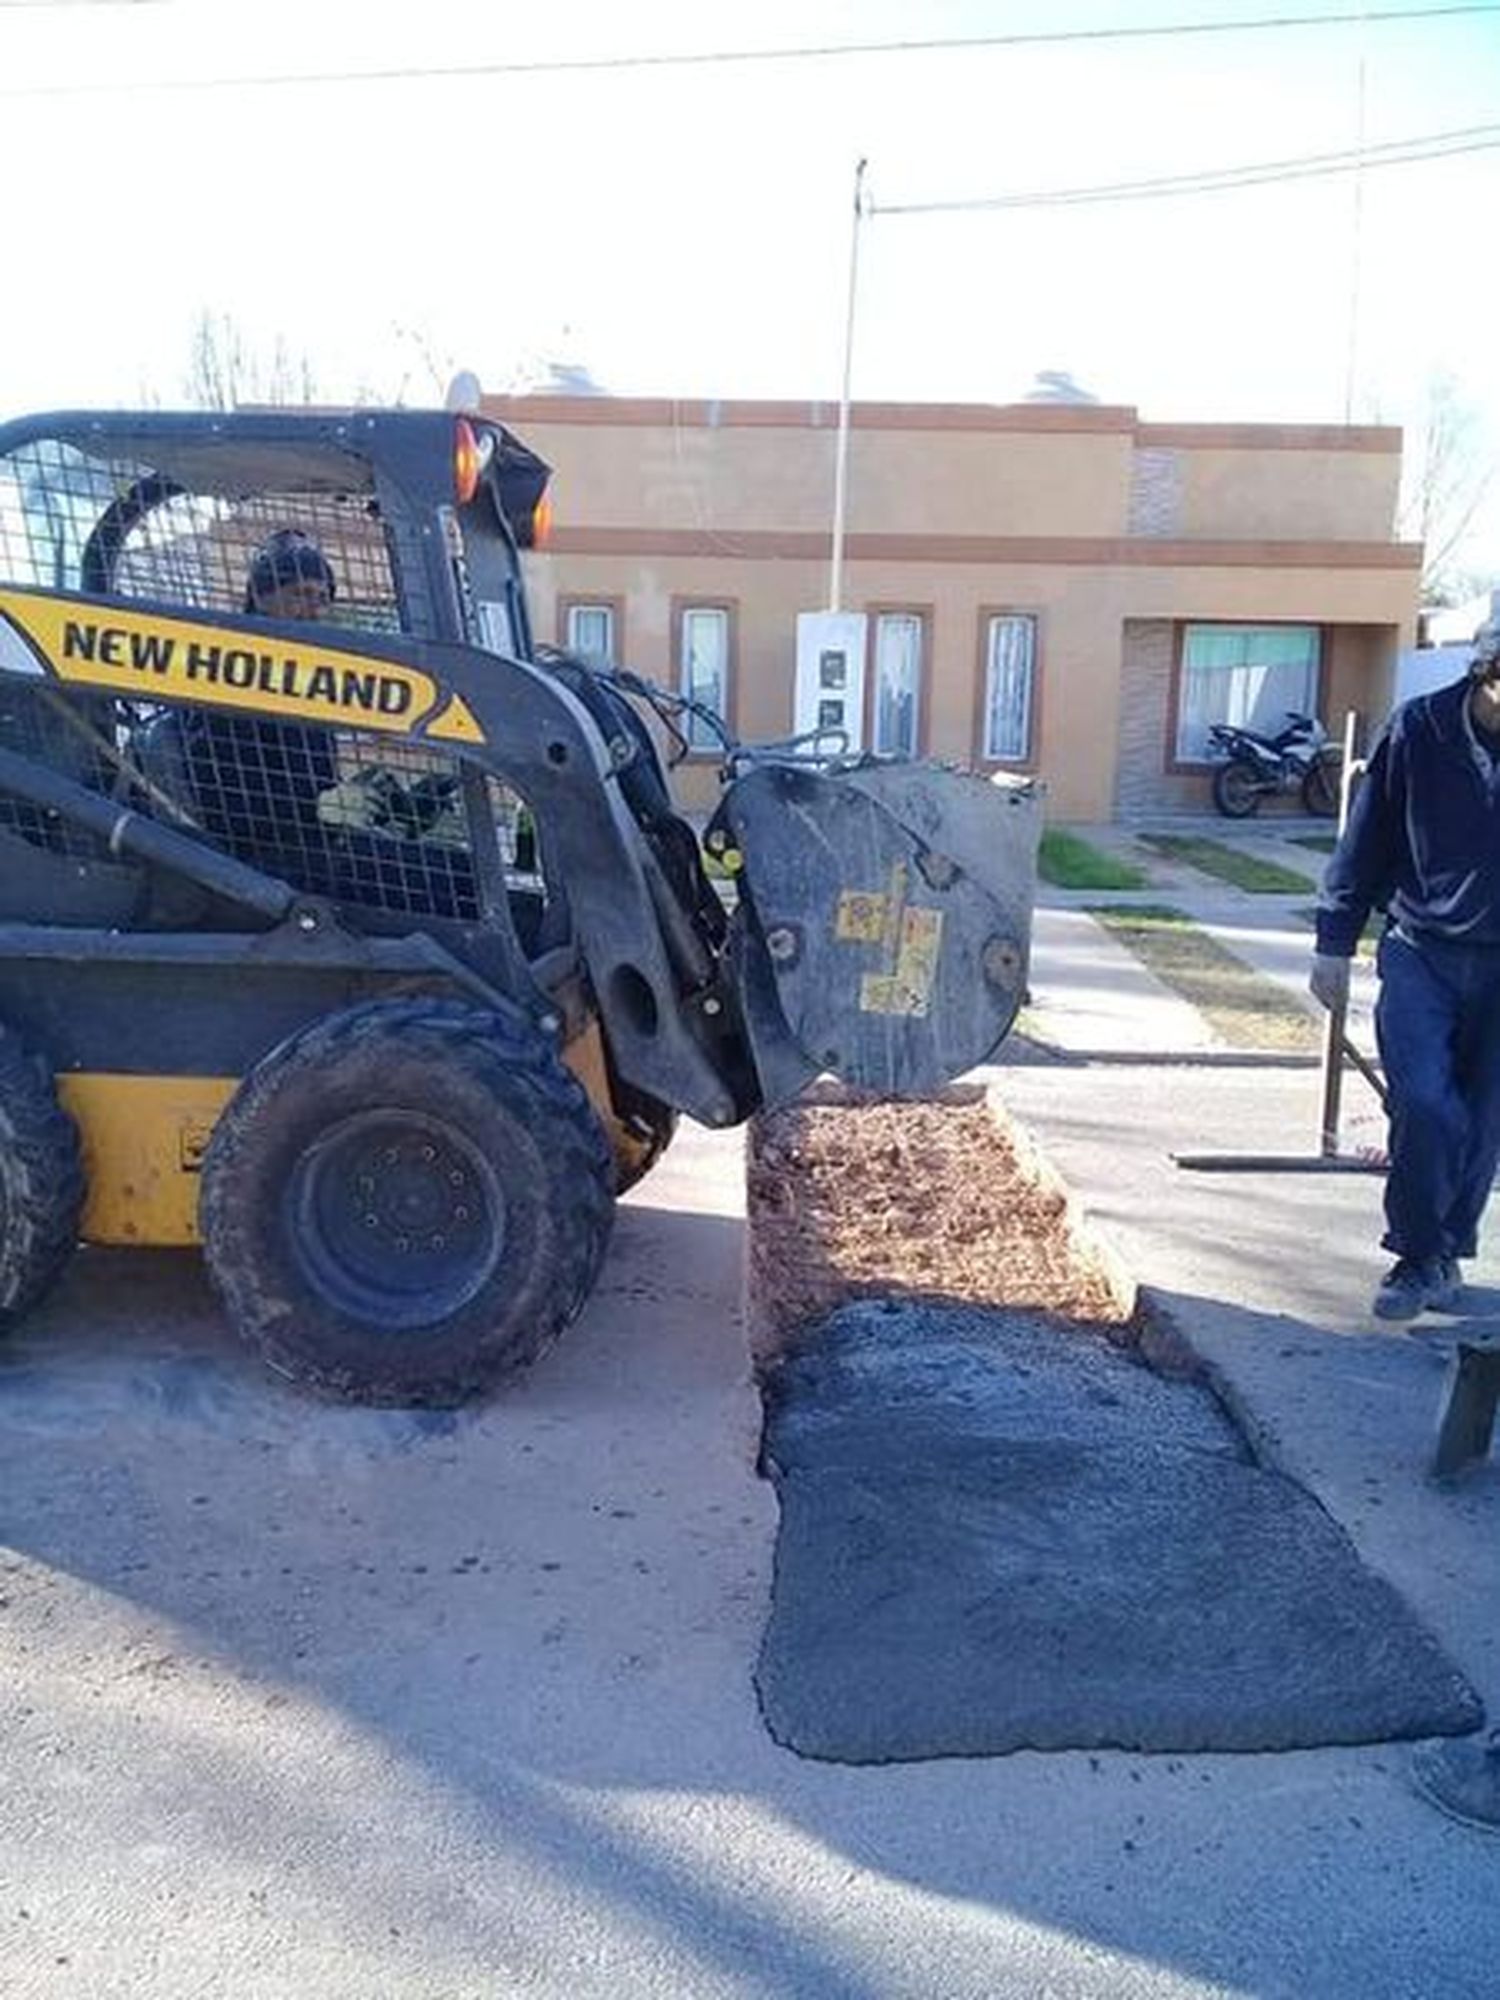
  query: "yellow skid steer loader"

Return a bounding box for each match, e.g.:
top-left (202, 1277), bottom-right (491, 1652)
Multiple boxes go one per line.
top-left (0, 406), bottom-right (1040, 1403)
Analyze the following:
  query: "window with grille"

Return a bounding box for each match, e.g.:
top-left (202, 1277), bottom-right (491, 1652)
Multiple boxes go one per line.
top-left (872, 611), bottom-right (923, 757)
top-left (983, 614), bottom-right (1037, 762)
top-left (1176, 624), bottom-right (1320, 763)
top-left (678, 604), bottom-right (730, 751)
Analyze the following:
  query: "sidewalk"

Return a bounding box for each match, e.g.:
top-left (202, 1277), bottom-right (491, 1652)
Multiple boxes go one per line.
top-left (1027, 820), bottom-right (1379, 1063)
top-left (1025, 907), bottom-right (1219, 1054)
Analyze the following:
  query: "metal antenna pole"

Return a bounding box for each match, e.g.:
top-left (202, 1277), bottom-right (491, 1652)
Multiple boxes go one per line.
top-left (829, 158), bottom-right (868, 615)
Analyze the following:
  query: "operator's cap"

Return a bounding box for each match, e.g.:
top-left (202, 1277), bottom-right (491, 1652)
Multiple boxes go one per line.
top-left (247, 528), bottom-right (336, 605)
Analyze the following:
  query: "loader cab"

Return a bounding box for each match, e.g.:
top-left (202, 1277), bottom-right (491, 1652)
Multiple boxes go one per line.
top-left (0, 409), bottom-right (558, 950)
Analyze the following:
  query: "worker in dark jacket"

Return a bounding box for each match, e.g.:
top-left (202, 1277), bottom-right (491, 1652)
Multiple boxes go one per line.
top-left (1311, 615), bottom-right (1500, 1319)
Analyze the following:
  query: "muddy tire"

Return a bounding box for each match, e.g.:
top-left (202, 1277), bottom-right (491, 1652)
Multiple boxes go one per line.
top-left (200, 998), bottom-right (614, 1406)
top-left (1211, 759), bottom-right (1262, 818)
top-left (0, 1022), bottom-right (84, 1325)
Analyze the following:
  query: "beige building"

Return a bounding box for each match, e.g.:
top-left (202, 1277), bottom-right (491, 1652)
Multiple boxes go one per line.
top-left (483, 393), bottom-right (1420, 822)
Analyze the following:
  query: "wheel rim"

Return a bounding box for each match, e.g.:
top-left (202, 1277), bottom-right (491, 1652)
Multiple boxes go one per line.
top-left (286, 1111), bottom-right (505, 1329)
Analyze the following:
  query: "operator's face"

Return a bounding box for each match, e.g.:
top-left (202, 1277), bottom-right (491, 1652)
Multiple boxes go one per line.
top-left (255, 578), bottom-right (331, 621)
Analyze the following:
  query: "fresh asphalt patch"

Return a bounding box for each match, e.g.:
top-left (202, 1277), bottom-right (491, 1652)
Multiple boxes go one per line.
top-left (755, 1301), bottom-right (1483, 1762)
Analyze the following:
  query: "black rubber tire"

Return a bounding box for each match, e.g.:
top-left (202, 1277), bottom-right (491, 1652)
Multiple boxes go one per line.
top-left (1301, 753), bottom-right (1341, 818)
top-left (1211, 760), bottom-right (1262, 818)
top-left (199, 998), bottom-right (615, 1406)
top-left (0, 1022), bottom-right (84, 1325)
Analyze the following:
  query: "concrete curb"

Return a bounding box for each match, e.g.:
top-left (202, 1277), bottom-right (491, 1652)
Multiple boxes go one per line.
top-left (1009, 1039), bottom-right (1327, 1069)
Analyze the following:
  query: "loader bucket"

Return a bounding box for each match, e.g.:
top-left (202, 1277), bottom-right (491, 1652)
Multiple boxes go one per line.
top-left (714, 761), bottom-right (1042, 1105)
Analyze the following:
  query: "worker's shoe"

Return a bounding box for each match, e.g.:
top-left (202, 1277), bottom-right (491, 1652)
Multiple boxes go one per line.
top-left (1431, 1255), bottom-right (1465, 1312)
top-left (1372, 1256), bottom-right (1463, 1321)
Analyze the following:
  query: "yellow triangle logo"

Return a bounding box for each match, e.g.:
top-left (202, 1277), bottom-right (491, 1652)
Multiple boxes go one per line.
top-left (427, 693), bottom-right (485, 744)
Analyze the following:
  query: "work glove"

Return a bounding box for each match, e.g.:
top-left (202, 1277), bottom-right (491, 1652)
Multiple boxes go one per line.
top-left (1309, 952), bottom-right (1351, 1012)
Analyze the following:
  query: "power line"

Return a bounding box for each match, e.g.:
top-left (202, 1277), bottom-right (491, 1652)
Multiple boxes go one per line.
top-left (874, 123), bottom-right (1500, 213)
top-left (2, 4), bottom-right (1498, 97)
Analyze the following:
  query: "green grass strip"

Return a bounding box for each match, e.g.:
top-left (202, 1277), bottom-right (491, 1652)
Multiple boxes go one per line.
top-left (1137, 833), bottom-right (1315, 894)
top-left (1037, 829), bottom-right (1149, 890)
top-left (1088, 904), bottom-right (1319, 1052)
top-left (1288, 834), bottom-right (1337, 854)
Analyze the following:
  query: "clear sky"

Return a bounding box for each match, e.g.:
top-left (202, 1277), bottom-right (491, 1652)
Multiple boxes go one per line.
top-left (2, 0), bottom-right (1497, 570)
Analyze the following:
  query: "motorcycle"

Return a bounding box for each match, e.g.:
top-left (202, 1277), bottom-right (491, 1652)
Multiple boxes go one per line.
top-left (1207, 712), bottom-right (1341, 819)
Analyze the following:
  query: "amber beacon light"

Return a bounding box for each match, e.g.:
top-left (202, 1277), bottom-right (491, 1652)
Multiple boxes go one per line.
top-left (453, 418), bottom-right (484, 505)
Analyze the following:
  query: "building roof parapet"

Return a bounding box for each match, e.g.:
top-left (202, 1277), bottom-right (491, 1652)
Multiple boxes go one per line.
top-left (483, 394), bottom-right (1136, 434)
top-left (483, 394), bottom-right (1402, 453)
top-left (1137, 421), bottom-right (1402, 453)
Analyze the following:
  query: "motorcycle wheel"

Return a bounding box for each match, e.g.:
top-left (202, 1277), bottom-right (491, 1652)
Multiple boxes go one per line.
top-left (1301, 753), bottom-right (1340, 819)
top-left (1212, 760), bottom-right (1263, 818)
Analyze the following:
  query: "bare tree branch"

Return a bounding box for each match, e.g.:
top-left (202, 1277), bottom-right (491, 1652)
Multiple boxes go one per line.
top-left (183, 310), bottom-right (320, 410)
top-left (1400, 371), bottom-right (1496, 603)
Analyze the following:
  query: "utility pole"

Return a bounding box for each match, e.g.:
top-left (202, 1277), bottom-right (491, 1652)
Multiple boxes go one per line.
top-left (829, 157), bottom-right (868, 614)
top-left (1343, 17), bottom-right (1369, 423)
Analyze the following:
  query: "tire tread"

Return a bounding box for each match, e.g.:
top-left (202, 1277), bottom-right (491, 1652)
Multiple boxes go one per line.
top-left (0, 1024), bottom-right (84, 1324)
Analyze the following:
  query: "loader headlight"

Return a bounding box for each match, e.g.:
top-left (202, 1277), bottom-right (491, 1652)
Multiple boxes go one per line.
top-left (454, 418), bottom-right (494, 506)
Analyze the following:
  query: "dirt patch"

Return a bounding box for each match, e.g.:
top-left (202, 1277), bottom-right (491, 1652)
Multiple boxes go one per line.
top-left (746, 1088), bottom-right (1134, 1358)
